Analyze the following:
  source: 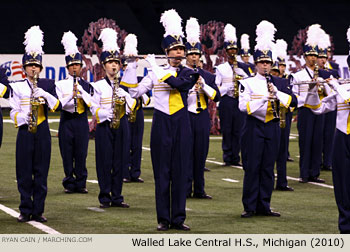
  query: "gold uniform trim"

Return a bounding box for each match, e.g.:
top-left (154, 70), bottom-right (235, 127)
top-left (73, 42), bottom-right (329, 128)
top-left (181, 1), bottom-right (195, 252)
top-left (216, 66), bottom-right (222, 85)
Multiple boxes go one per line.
top-left (246, 102), bottom-right (251, 115)
top-left (96, 108), bottom-right (101, 123)
top-left (210, 90), bottom-right (217, 100)
top-left (285, 95), bottom-right (292, 109)
top-left (14, 112), bottom-right (19, 128)
top-left (51, 100), bottom-right (60, 112)
top-left (304, 103), bottom-right (321, 109)
top-left (158, 73), bottom-right (174, 83)
top-left (265, 101), bottom-right (275, 122)
top-left (120, 81), bottom-right (138, 88)
top-left (0, 86), bottom-right (7, 98)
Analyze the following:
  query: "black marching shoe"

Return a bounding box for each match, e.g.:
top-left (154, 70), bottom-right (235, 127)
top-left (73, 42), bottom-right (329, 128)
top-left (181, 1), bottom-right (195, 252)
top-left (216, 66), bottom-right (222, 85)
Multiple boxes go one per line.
top-left (123, 178), bottom-right (131, 183)
top-left (171, 223), bottom-right (191, 231)
top-left (111, 202), bottom-right (130, 208)
top-left (204, 167), bottom-right (210, 172)
top-left (308, 177), bottom-right (325, 183)
top-left (287, 157), bottom-right (294, 162)
top-left (322, 165), bottom-right (332, 171)
top-left (157, 222), bottom-right (169, 231)
top-left (275, 186), bottom-right (294, 191)
top-left (232, 162), bottom-right (243, 167)
top-left (256, 210), bottom-right (281, 217)
top-left (17, 214), bottom-right (31, 222)
top-left (241, 211), bottom-right (254, 218)
top-left (76, 188), bottom-right (88, 194)
top-left (130, 177), bottom-right (144, 183)
top-left (99, 203), bottom-right (110, 208)
top-left (299, 178), bottom-right (309, 183)
top-left (193, 193), bottom-right (212, 199)
top-left (31, 215), bottom-right (47, 222)
top-left (64, 188), bottom-right (75, 194)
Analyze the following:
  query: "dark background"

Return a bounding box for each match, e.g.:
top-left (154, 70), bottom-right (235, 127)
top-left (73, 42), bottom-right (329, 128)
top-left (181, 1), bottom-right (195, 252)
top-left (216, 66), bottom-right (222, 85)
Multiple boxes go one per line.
top-left (1, 0), bottom-right (349, 55)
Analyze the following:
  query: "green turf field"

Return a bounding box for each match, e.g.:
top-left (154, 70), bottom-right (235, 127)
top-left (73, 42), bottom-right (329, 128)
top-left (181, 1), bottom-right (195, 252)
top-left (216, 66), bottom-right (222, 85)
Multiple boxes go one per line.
top-left (0, 111), bottom-right (339, 234)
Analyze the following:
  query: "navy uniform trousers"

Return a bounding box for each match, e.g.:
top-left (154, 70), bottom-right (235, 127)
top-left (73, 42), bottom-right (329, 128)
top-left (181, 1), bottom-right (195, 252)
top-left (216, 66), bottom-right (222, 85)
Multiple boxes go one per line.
top-left (275, 110), bottom-right (293, 187)
top-left (59, 110), bottom-right (89, 191)
top-left (16, 122), bottom-right (51, 216)
top-left (187, 109), bottom-right (210, 196)
top-left (95, 116), bottom-right (129, 205)
top-left (219, 96), bottom-right (243, 164)
top-left (241, 116), bottom-right (280, 213)
top-left (151, 108), bottom-right (192, 226)
top-left (297, 107), bottom-right (325, 180)
top-left (124, 107), bottom-right (144, 180)
top-left (0, 109), bottom-right (2, 147)
top-left (323, 110), bottom-right (336, 168)
top-left (332, 129), bottom-right (350, 233)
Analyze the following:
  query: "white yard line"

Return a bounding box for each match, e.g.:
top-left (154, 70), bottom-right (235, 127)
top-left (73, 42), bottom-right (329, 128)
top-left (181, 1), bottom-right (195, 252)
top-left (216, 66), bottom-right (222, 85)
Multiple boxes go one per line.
top-left (222, 178), bottom-right (239, 183)
top-left (0, 203), bottom-right (61, 234)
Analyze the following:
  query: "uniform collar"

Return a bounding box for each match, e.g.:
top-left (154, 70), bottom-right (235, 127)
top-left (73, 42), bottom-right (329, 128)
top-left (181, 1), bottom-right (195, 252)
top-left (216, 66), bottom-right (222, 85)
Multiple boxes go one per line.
top-left (255, 72), bottom-right (267, 81)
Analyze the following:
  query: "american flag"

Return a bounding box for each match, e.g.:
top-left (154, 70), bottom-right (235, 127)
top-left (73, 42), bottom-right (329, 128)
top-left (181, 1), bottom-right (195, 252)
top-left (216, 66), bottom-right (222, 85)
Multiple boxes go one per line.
top-left (0, 60), bottom-right (26, 80)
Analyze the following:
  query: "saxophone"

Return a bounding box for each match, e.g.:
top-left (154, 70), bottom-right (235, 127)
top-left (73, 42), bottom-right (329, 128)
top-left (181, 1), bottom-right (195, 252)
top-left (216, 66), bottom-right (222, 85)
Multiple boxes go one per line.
top-left (264, 70), bottom-right (279, 121)
top-left (28, 71), bottom-right (45, 134)
top-left (193, 64), bottom-right (203, 112)
top-left (279, 106), bottom-right (287, 128)
top-left (110, 69), bottom-right (125, 129)
top-left (232, 55), bottom-right (243, 98)
top-left (314, 64), bottom-right (325, 97)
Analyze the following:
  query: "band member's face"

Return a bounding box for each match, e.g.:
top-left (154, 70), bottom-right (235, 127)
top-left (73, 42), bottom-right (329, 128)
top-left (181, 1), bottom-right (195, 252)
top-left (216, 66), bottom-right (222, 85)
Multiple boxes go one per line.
top-left (241, 55), bottom-right (250, 64)
top-left (304, 55), bottom-right (317, 67)
top-left (104, 60), bottom-right (120, 76)
top-left (226, 48), bottom-right (237, 58)
top-left (68, 63), bottom-right (82, 76)
top-left (317, 57), bottom-right (327, 69)
top-left (167, 46), bottom-right (185, 67)
top-left (256, 61), bottom-right (272, 75)
top-left (24, 64), bottom-right (42, 78)
top-left (278, 64), bottom-right (286, 75)
top-left (186, 53), bottom-right (200, 67)
top-left (270, 70), bottom-right (279, 76)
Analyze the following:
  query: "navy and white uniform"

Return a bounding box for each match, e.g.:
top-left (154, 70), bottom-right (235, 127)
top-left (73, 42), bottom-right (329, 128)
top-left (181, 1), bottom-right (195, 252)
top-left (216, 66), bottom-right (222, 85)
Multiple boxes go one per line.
top-left (9, 78), bottom-right (60, 217)
top-left (238, 61), bottom-right (255, 77)
top-left (186, 67), bottom-right (220, 197)
top-left (120, 75), bottom-right (150, 181)
top-left (305, 80), bottom-right (350, 233)
top-left (291, 67), bottom-right (329, 180)
top-left (239, 73), bottom-right (296, 213)
top-left (55, 75), bottom-right (92, 191)
top-left (0, 67), bottom-right (10, 148)
top-left (90, 76), bottom-right (137, 206)
top-left (126, 62), bottom-right (198, 226)
top-left (215, 62), bottom-right (248, 165)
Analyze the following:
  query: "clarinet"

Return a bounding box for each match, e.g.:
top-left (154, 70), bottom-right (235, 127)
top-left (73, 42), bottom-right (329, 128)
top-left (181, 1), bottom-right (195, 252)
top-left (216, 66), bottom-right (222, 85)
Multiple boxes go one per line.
top-left (264, 70), bottom-right (279, 120)
top-left (73, 71), bottom-right (78, 113)
top-left (193, 64), bottom-right (203, 112)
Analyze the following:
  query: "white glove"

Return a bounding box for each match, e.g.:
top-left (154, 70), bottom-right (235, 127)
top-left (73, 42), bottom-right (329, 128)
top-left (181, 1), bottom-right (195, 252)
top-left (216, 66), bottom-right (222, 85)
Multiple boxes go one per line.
top-left (116, 88), bottom-right (129, 98)
top-left (107, 110), bottom-right (113, 121)
top-left (33, 87), bottom-right (47, 99)
top-left (77, 84), bottom-right (84, 93)
top-left (145, 54), bottom-right (157, 67)
top-left (268, 83), bottom-right (278, 95)
top-left (328, 77), bottom-right (340, 91)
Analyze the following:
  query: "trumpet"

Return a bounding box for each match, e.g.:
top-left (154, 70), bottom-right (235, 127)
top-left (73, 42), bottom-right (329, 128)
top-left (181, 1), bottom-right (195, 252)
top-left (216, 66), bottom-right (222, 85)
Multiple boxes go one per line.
top-left (73, 71), bottom-right (78, 113)
top-left (264, 70), bottom-right (279, 120)
top-left (110, 69), bottom-right (125, 129)
top-left (28, 71), bottom-right (45, 134)
top-left (120, 55), bottom-right (186, 62)
top-left (293, 78), bottom-right (350, 86)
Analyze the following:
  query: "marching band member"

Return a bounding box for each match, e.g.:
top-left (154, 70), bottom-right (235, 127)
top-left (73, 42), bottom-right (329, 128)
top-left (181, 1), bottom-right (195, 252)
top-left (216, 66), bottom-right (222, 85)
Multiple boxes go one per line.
top-left (303, 28), bottom-right (350, 232)
top-left (0, 67), bottom-right (10, 148)
top-left (215, 23), bottom-right (248, 167)
top-left (120, 34), bottom-right (147, 183)
top-left (126, 9), bottom-right (199, 231)
top-left (291, 24), bottom-right (329, 183)
top-left (239, 34), bottom-right (255, 76)
top-left (274, 39), bottom-right (294, 191)
top-left (239, 21), bottom-right (297, 218)
top-left (90, 28), bottom-right (137, 209)
top-left (184, 17), bottom-right (220, 199)
top-left (318, 33), bottom-right (339, 171)
top-left (55, 31), bottom-right (92, 194)
top-left (9, 26), bottom-right (60, 222)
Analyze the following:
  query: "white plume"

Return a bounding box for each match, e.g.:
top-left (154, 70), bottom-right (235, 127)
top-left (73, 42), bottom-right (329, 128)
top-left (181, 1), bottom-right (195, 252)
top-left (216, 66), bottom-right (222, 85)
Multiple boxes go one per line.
top-left (318, 33), bottom-right (330, 50)
top-left (306, 24), bottom-right (323, 47)
top-left (224, 24), bottom-right (237, 42)
top-left (123, 34), bottom-right (138, 56)
top-left (347, 26), bottom-right (350, 43)
top-left (98, 28), bottom-right (120, 52)
top-left (61, 31), bottom-right (79, 56)
top-left (160, 9), bottom-right (184, 37)
top-left (23, 26), bottom-right (44, 54)
top-left (275, 39), bottom-right (288, 60)
top-left (240, 34), bottom-right (250, 50)
top-left (185, 17), bottom-right (200, 44)
top-left (254, 20), bottom-right (276, 51)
